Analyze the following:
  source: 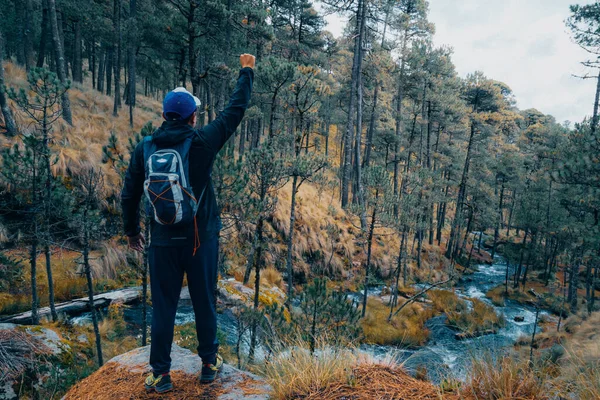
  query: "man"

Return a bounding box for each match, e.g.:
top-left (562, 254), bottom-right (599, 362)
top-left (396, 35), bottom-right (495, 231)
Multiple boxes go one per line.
top-left (121, 54), bottom-right (255, 393)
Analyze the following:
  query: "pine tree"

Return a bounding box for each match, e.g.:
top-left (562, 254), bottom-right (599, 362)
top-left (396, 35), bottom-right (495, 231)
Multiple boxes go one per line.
top-left (72, 167), bottom-right (106, 366)
top-left (6, 67), bottom-right (69, 322)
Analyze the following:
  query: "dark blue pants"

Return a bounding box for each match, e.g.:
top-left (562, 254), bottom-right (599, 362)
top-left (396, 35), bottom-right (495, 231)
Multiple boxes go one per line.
top-left (149, 237), bottom-right (219, 375)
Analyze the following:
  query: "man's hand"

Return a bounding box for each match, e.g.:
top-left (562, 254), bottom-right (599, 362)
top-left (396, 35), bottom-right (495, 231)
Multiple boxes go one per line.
top-left (128, 233), bottom-right (146, 252)
top-left (240, 54), bottom-right (255, 69)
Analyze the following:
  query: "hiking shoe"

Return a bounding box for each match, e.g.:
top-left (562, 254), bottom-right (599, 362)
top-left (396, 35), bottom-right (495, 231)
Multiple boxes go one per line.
top-left (145, 372), bottom-right (173, 393)
top-left (200, 354), bottom-right (223, 383)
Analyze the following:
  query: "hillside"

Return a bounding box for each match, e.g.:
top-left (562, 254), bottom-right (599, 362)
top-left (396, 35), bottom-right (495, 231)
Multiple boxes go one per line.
top-left (0, 60), bottom-right (454, 317)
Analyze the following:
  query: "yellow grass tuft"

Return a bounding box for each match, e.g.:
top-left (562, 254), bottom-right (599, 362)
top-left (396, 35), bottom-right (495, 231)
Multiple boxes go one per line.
top-left (263, 338), bottom-right (359, 400)
top-left (361, 298), bottom-right (431, 347)
top-left (461, 355), bottom-right (548, 399)
top-left (261, 266), bottom-right (284, 289)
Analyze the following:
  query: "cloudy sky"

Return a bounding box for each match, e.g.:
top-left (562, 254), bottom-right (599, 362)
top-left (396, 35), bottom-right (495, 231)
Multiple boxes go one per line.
top-left (321, 0), bottom-right (596, 124)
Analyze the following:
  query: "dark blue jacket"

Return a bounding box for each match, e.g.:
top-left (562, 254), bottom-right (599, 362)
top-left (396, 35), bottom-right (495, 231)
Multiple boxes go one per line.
top-left (121, 67), bottom-right (254, 246)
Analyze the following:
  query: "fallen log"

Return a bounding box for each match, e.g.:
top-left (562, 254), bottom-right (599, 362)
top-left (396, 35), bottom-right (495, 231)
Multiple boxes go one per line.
top-left (0, 287), bottom-right (142, 325)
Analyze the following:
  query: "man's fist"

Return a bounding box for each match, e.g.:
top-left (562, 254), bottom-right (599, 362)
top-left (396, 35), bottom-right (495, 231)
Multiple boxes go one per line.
top-left (240, 54), bottom-right (256, 69)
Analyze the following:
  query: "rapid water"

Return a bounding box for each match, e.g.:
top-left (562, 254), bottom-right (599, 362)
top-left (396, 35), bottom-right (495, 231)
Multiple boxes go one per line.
top-left (362, 251), bottom-right (550, 382)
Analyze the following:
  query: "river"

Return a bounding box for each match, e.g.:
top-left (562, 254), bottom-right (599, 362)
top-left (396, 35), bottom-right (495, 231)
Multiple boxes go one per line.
top-left (362, 251), bottom-right (551, 382)
top-left (70, 247), bottom-right (551, 382)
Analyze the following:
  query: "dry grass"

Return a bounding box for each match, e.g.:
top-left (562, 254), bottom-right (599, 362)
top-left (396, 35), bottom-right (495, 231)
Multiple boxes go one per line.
top-left (485, 285), bottom-right (508, 306)
top-left (265, 344), bottom-right (359, 399)
top-left (547, 312), bottom-right (600, 398)
top-left (429, 289), bottom-right (467, 314)
top-left (264, 341), bottom-right (453, 400)
top-left (553, 354), bottom-right (600, 399)
top-left (88, 240), bottom-right (130, 281)
top-left (63, 362), bottom-right (228, 400)
top-left (261, 266), bottom-right (284, 289)
top-left (361, 298), bottom-right (431, 347)
top-left (2, 62), bottom-right (163, 195)
top-left (447, 298), bottom-right (505, 335)
top-left (309, 363), bottom-right (456, 400)
top-left (565, 312), bottom-right (600, 361)
top-left (0, 243), bottom-right (131, 316)
top-left (272, 183), bottom-right (359, 278)
top-left (428, 290), bottom-right (504, 335)
top-left (460, 356), bottom-right (549, 399)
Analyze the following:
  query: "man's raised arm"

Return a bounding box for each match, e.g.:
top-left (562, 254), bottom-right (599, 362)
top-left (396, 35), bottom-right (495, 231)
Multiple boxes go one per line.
top-left (200, 54), bottom-right (255, 153)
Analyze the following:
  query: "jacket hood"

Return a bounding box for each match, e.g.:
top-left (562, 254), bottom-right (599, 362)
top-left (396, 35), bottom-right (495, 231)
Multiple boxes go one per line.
top-left (152, 120), bottom-right (195, 145)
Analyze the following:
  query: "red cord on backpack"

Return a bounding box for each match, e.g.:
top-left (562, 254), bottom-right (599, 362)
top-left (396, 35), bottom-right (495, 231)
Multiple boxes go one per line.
top-left (193, 215), bottom-right (201, 256)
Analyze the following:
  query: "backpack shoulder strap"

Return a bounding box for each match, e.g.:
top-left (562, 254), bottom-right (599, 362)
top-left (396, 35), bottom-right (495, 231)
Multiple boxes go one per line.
top-left (141, 136), bottom-right (154, 171)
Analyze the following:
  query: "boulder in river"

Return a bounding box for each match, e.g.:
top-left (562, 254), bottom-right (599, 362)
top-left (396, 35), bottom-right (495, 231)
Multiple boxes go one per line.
top-left (514, 316), bottom-right (525, 322)
top-left (62, 344), bottom-right (271, 399)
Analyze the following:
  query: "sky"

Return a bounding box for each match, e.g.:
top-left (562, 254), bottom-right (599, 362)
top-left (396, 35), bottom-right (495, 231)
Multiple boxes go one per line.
top-left (319, 0), bottom-right (597, 124)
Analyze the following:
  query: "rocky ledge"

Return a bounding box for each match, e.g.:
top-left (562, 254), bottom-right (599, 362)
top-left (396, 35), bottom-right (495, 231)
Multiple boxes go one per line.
top-left (62, 344), bottom-right (271, 399)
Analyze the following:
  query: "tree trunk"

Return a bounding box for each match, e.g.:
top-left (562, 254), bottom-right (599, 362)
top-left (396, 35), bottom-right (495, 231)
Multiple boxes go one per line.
top-left (392, 27), bottom-right (409, 216)
top-left (491, 181), bottom-right (505, 259)
top-left (91, 42), bottom-right (96, 88)
top-left (557, 264), bottom-right (568, 332)
top-left (187, 2), bottom-right (199, 97)
top-left (506, 189), bottom-right (516, 236)
top-left (426, 101), bottom-right (432, 169)
top-left (244, 215), bottom-right (264, 284)
top-left (521, 231), bottom-right (537, 288)
top-left (361, 202), bottom-right (377, 318)
top-left (341, 0), bottom-right (365, 208)
top-left (248, 214), bottom-right (264, 363)
top-left (505, 257), bottom-right (510, 296)
top-left (15, 0), bottom-right (26, 66)
top-left (47, 0), bottom-right (72, 124)
top-left (83, 205), bottom-right (103, 366)
top-left (285, 174), bottom-right (299, 304)
top-left (72, 19), bottom-right (83, 83)
top-left (106, 47), bottom-right (113, 96)
top-left (23, 0), bottom-right (34, 70)
top-left (458, 207), bottom-right (473, 259)
top-left (568, 253), bottom-right (579, 311)
top-left (428, 202), bottom-right (434, 246)
top-left (97, 47), bottom-right (106, 92)
top-left (40, 65), bottom-right (58, 323)
top-left (353, 0), bottom-right (368, 230)
top-left (30, 238), bottom-right (39, 325)
top-left (325, 122), bottom-right (330, 156)
top-left (0, 31), bottom-right (17, 136)
top-left (514, 229), bottom-right (529, 288)
top-left (591, 69), bottom-right (600, 136)
top-left (437, 177), bottom-right (450, 245)
top-left (113, 0), bottom-right (122, 116)
top-left (128, 0), bottom-right (136, 127)
top-left (529, 307), bottom-right (540, 365)
top-left (363, 82), bottom-right (378, 167)
top-left (389, 227), bottom-right (406, 320)
top-left (446, 120), bottom-right (476, 259)
top-left (37, 0), bottom-right (49, 68)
